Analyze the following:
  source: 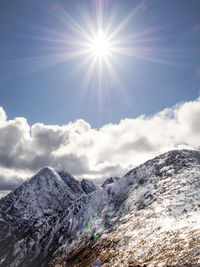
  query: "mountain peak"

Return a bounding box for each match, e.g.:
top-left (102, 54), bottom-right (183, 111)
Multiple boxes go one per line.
top-left (58, 170), bottom-right (84, 194)
top-left (81, 178), bottom-right (96, 194)
top-left (37, 166), bottom-right (57, 175)
top-left (102, 176), bottom-right (120, 187)
top-left (2, 149), bottom-right (200, 267)
top-left (23, 166), bottom-right (66, 192)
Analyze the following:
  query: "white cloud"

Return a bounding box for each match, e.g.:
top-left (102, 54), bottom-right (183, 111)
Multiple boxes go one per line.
top-left (0, 107), bottom-right (7, 123)
top-left (0, 98), bottom-right (200, 190)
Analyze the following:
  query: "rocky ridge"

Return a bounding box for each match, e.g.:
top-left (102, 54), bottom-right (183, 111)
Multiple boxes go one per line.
top-left (1, 149), bottom-right (200, 266)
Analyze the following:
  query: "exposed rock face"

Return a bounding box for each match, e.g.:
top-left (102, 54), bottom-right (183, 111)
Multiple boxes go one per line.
top-left (1, 149), bottom-right (200, 267)
top-left (80, 179), bottom-right (96, 194)
top-left (0, 167), bottom-right (97, 267)
top-left (58, 170), bottom-right (84, 194)
top-left (101, 177), bottom-right (120, 187)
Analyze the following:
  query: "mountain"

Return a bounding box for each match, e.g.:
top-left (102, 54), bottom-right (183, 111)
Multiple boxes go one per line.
top-left (1, 149), bottom-right (200, 266)
top-left (0, 167), bottom-right (97, 267)
top-left (101, 176), bottom-right (120, 187)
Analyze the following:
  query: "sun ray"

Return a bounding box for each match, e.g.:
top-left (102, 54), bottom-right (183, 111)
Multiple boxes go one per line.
top-left (107, 0), bottom-right (150, 41)
top-left (1, 0), bottom-right (198, 102)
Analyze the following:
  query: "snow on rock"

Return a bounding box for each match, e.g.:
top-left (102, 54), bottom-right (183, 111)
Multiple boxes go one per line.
top-left (58, 170), bottom-right (83, 194)
top-left (0, 166), bottom-right (94, 267)
top-left (1, 149), bottom-right (200, 267)
top-left (101, 176), bottom-right (120, 188)
top-left (53, 149), bottom-right (200, 267)
top-left (80, 178), bottom-right (96, 194)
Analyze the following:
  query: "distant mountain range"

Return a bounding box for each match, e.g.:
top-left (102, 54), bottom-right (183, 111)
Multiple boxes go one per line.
top-left (1, 149), bottom-right (200, 267)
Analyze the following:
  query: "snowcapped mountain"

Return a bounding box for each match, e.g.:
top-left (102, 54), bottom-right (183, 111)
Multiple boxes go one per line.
top-left (1, 149), bottom-right (200, 267)
top-left (0, 167), bottom-right (98, 267)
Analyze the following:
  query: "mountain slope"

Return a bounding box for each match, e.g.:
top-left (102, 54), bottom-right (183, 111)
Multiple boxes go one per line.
top-left (1, 149), bottom-right (200, 267)
top-left (0, 167), bottom-right (98, 267)
top-left (53, 149), bottom-right (200, 267)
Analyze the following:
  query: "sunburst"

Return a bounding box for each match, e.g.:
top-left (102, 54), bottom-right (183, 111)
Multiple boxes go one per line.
top-left (0, 0), bottom-right (189, 96)
top-left (88, 30), bottom-right (112, 59)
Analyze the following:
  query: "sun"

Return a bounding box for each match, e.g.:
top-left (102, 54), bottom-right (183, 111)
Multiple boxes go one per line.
top-left (88, 30), bottom-right (112, 59)
top-left (5, 1), bottom-right (170, 95)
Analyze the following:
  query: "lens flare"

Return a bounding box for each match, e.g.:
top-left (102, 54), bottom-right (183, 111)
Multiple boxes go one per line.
top-left (93, 233), bottom-right (99, 240)
top-left (92, 258), bottom-right (103, 267)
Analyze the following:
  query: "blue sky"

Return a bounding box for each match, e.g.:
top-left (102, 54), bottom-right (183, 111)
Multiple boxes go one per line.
top-left (1, 0), bottom-right (200, 191)
top-left (0, 0), bottom-right (200, 128)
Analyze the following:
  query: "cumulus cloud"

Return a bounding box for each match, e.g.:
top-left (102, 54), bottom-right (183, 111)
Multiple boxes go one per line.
top-left (0, 174), bottom-right (23, 190)
top-left (0, 167), bottom-right (26, 191)
top-left (1, 98), bottom-right (200, 190)
top-left (0, 107), bottom-right (6, 123)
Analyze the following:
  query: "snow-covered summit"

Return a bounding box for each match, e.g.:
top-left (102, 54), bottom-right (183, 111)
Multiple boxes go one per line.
top-left (53, 149), bottom-right (200, 267)
top-left (1, 149), bottom-right (200, 267)
top-left (0, 166), bottom-right (89, 267)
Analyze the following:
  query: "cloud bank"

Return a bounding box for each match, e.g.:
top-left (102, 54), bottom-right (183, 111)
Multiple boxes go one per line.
top-left (0, 98), bottom-right (200, 190)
